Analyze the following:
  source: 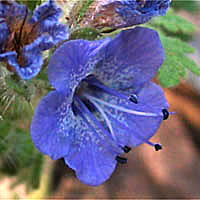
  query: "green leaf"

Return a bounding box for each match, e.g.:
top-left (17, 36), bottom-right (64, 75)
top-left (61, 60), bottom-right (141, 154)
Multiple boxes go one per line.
top-left (178, 53), bottom-right (200, 76)
top-left (172, 0), bottom-right (200, 13)
top-left (150, 9), bottom-right (197, 36)
top-left (159, 53), bottom-right (187, 88)
top-left (158, 34), bottom-right (200, 87)
top-left (160, 35), bottom-right (195, 54)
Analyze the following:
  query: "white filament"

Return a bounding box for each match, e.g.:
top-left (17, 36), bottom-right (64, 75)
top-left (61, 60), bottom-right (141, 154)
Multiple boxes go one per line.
top-left (84, 94), bottom-right (161, 117)
top-left (88, 98), bottom-right (117, 141)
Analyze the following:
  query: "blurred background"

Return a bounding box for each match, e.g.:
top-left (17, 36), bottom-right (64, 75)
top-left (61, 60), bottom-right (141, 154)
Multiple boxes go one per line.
top-left (0, 0), bottom-right (200, 199)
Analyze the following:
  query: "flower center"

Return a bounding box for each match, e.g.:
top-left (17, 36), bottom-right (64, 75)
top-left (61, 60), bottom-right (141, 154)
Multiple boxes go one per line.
top-left (72, 75), bottom-right (169, 162)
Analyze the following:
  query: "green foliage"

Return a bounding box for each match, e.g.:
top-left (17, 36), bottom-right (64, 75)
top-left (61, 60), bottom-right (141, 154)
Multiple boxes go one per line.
top-left (172, 0), bottom-right (200, 13)
top-left (70, 27), bottom-right (101, 40)
top-left (0, 64), bottom-right (48, 190)
top-left (150, 9), bottom-right (197, 38)
top-left (17, 0), bottom-right (42, 11)
top-left (0, 121), bottom-right (43, 190)
top-left (68, 0), bottom-right (95, 27)
top-left (147, 9), bottom-right (200, 87)
top-left (158, 34), bottom-right (200, 87)
top-left (0, 68), bottom-right (34, 118)
top-left (77, 0), bottom-right (94, 22)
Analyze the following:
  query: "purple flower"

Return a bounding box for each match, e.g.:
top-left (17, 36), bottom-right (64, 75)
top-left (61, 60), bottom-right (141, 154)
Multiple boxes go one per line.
top-left (81, 0), bottom-right (171, 29)
top-left (31, 27), bottom-right (170, 186)
top-left (0, 0), bottom-right (69, 80)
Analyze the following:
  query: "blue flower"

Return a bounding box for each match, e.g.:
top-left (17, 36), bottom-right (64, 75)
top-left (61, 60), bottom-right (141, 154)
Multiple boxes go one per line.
top-left (0, 0), bottom-right (69, 80)
top-left (81, 0), bottom-right (171, 29)
top-left (31, 27), bottom-right (170, 186)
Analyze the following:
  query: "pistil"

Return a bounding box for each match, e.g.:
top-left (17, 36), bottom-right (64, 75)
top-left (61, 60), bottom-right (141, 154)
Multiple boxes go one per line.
top-left (122, 146), bottom-right (132, 153)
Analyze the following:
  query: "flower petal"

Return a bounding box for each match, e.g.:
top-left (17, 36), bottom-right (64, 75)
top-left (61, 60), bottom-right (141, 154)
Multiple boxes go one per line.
top-left (94, 27), bottom-right (165, 93)
top-left (31, 90), bottom-right (119, 185)
top-left (25, 34), bottom-right (54, 52)
top-left (7, 47), bottom-right (43, 80)
top-left (48, 38), bottom-right (111, 93)
top-left (37, 23), bottom-right (69, 50)
top-left (64, 141), bottom-right (117, 186)
top-left (63, 103), bottom-right (119, 186)
top-left (116, 0), bottom-right (171, 27)
top-left (0, 51), bottom-right (16, 62)
top-left (100, 82), bottom-right (169, 147)
top-left (81, 0), bottom-right (171, 29)
top-left (31, 0), bottom-right (62, 28)
top-left (0, 22), bottom-right (9, 49)
top-left (31, 91), bottom-right (74, 160)
top-left (0, 1), bottom-right (27, 18)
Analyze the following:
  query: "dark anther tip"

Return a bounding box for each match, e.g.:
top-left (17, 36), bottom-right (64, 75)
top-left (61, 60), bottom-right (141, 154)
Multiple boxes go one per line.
top-left (116, 156), bottom-right (128, 164)
top-left (162, 109), bottom-right (169, 120)
top-left (154, 144), bottom-right (162, 151)
top-left (129, 94), bottom-right (138, 104)
top-left (123, 146), bottom-right (131, 153)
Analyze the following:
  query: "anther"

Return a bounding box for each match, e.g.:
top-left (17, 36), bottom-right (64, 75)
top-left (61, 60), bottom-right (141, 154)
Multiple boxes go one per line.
top-left (129, 94), bottom-right (138, 104)
top-left (122, 146), bottom-right (131, 153)
top-left (162, 109), bottom-right (169, 120)
top-left (154, 143), bottom-right (162, 151)
top-left (116, 156), bottom-right (127, 164)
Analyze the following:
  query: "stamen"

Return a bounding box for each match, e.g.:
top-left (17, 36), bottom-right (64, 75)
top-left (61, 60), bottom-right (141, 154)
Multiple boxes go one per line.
top-left (146, 140), bottom-right (162, 151)
top-left (84, 96), bottom-right (155, 152)
top-left (86, 97), bottom-right (117, 141)
top-left (74, 96), bottom-right (123, 153)
top-left (162, 109), bottom-right (169, 120)
top-left (106, 111), bottom-right (162, 151)
top-left (85, 77), bottom-right (138, 104)
top-left (129, 94), bottom-right (138, 104)
top-left (154, 143), bottom-right (162, 151)
top-left (116, 156), bottom-right (127, 164)
top-left (75, 96), bottom-right (121, 144)
top-left (122, 146), bottom-right (131, 153)
top-left (84, 94), bottom-right (160, 118)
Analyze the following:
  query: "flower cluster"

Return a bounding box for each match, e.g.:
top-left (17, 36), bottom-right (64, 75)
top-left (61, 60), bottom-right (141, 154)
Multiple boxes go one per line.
top-left (0, 0), bottom-right (69, 79)
top-left (0, 0), bottom-right (171, 186)
top-left (81, 0), bottom-right (171, 29)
